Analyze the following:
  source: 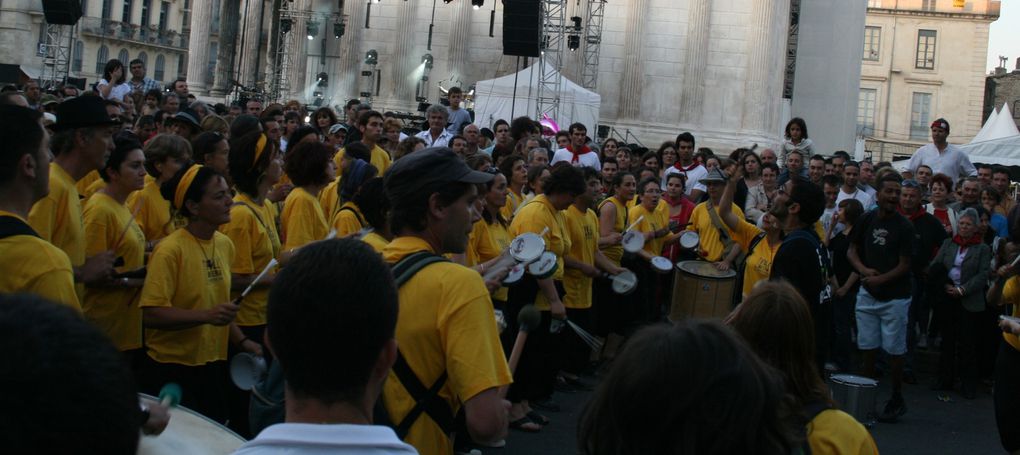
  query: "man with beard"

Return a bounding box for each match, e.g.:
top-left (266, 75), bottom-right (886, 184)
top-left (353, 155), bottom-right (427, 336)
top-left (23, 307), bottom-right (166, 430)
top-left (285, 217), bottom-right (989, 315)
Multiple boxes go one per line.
top-left (836, 161), bottom-right (874, 209)
top-left (847, 172), bottom-right (914, 423)
top-left (662, 132), bottom-right (706, 202)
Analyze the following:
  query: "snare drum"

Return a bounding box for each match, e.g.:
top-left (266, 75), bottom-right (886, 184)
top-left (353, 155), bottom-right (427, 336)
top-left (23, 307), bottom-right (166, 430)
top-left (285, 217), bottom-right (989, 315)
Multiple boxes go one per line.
top-left (621, 231), bottom-right (645, 253)
top-left (527, 251), bottom-right (558, 279)
top-left (137, 394), bottom-right (246, 455)
top-left (610, 270), bottom-right (638, 295)
top-left (669, 260), bottom-right (736, 321)
top-left (509, 232), bottom-right (546, 264)
top-left (829, 374), bottom-right (878, 426)
top-left (679, 231), bottom-right (699, 250)
top-left (650, 256), bottom-right (672, 274)
top-left (503, 262), bottom-right (527, 285)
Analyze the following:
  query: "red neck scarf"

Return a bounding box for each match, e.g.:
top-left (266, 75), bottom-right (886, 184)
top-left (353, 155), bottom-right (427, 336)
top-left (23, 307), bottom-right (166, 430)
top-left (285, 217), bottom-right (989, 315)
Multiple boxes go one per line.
top-left (673, 161), bottom-right (699, 172)
top-left (567, 144), bottom-right (591, 163)
top-left (897, 206), bottom-right (925, 221)
top-left (663, 194), bottom-right (685, 207)
top-left (952, 233), bottom-right (982, 248)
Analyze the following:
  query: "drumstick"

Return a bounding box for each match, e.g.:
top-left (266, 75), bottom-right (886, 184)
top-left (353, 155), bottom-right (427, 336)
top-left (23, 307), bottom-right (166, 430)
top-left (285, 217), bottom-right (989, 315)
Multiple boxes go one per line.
top-left (625, 215), bottom-right (645, 233)
top-left (507, 305), bottom-right (542, 376)
top-left (566, 319), bottom-right (603, 351)
top-left (113, 201), bottom-right (144, 251)
top-left (1011, 252), bottom-right (1020, 267)
top-left (158, 383), bottom-right (182, 408)
top-left (324, 229), bottom-right (337, 240)
top-left (537, 226), bottom-right (550, 237)
top-left (239, 259), bottom-right (278, 299)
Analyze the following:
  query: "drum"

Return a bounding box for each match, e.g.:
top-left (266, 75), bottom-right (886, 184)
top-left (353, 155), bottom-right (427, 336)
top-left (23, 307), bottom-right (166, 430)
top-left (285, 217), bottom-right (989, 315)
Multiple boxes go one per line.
top-left (137, 394), bottom-right (246, 455)
top-left (229, 353), bottom-right (267, 391)
top-left (509, 232), bottom-right (546, 264)
top-left (678, 231), bottom-right (699, 250)
top-left (829, 374), bottom-right (878, 426)
top-left (527, 251), bottom-right (558, 279)
top-left (621, 231), bottom-right (645, 253)
top-left (669, 261), bottom-right (736, 321)
top-left (503, 262), bottom-right (527, 285)
top-left (650, 256), bottom-right (672, 274)
top-left (609, 270), bottom-right (638, 295)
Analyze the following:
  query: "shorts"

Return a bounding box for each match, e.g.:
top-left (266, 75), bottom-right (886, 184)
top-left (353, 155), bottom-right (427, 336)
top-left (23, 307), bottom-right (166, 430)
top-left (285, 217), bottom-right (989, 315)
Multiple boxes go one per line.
top-left (855, 287), bottom-right (911, 355)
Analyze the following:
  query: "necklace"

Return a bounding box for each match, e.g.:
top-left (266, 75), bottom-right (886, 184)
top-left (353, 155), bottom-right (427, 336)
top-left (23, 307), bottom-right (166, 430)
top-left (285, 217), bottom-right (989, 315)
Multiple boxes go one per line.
top-left (190, 229), bottom-right (223, 281)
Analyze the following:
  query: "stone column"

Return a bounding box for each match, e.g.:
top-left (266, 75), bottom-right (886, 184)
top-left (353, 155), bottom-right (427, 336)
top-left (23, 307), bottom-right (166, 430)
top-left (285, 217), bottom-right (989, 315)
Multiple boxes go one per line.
top-left (679, 0), bottom-right (712, 125)
top-left (239, 0), bottom-right (265, 87)
top-left (446, 1), bottom-right (473, 83)
top-left (616, 0), bottom-right (649, 120)
top-left (741, 0), bottom-right (788, 133)
top-left (185, 0), bottom-right (214, 94)
top-left (390, 1), bottom-right (418, 103)
top-left (286, 0), bottom-right (310, 101)
top-left (335, 0), bottom-right (367, 102)
top-left (210, 0), bottom-right (240, 96)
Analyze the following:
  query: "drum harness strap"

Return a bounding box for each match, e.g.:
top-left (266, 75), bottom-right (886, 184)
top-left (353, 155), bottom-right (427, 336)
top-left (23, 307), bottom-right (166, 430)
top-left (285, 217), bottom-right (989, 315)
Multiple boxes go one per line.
top-left (338, 205), bottom-right (367, 228)
top-left (704, 199), bottom-right (746, 269)
top-left (0, 215), bottom-right (41, 239)
top-left (381, 251), bottom-right (457, 441)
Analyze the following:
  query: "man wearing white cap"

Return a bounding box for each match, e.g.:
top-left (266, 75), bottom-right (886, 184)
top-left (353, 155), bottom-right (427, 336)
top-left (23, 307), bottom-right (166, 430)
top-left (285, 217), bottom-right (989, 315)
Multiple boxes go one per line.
top-left (906, 118), bottom-right (976, 182)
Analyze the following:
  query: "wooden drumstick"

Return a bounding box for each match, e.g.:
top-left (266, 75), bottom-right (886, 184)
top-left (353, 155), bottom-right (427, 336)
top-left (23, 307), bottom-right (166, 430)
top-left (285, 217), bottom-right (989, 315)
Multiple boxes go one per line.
top-left (158, 383), bottom-right (182, 408)
top-left (113, 201), bottom-right (144, 252)
top-left (239, 259), bottom-right (278, 300)
top-left (625, 215), bottom-right (645, 233)
top-left (507, 305), bottom-right (542, 377)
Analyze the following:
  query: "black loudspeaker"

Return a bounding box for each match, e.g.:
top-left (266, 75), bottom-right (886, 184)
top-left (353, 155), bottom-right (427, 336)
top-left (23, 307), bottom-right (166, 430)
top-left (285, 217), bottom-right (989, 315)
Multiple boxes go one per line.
top-left (42, 0), bottom-right (83, 25)
top-left (65, 77), bottom-right (86, 90)
top-left (503, 0), bottom-right (541, 57)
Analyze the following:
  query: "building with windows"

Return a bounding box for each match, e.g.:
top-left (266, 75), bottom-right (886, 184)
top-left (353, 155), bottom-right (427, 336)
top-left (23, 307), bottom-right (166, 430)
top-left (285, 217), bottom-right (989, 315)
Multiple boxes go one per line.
top-left (858, 0), bottom-right (1000, 160)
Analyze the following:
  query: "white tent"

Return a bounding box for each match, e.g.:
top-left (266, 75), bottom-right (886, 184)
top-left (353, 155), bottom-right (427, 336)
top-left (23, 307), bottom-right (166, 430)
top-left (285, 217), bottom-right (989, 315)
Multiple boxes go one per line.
top-left (959, 103), bottom-right (1020, 166)
top-left (472, 62), bottom-right (601, 134)
top-left (971, 108), bottom-right (1000, 144)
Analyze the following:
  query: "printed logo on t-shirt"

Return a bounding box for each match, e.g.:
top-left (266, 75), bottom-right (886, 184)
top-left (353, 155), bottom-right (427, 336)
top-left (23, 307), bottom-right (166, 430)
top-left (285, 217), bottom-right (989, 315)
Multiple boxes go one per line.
top-left (871, 228), bottom-right (888, 246)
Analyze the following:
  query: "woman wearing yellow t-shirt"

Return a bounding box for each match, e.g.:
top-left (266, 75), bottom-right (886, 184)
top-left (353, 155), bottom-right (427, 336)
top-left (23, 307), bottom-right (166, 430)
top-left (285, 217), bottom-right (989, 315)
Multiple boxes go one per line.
top-left (281, 141), bottom-right (334, 251)
top-left (718, 162), bottom-right (783, 298)
top-left (628, 177), bottom-right (681, 324)
top-left (126, 134), bottom-right (191, 245)
top-left (732, 282), bottom-right (879, 455)
top-left (497, 154), bottom-right (528, 222)
top-left (330, 159), bottom-right (379, 237)
top-left (469, 168), bottom-right (513, 308)
top-left (82, 136), bottom-right (148, 359)
top-left (596, 172), bottom-right (634, 350)
top-left (351, 177), bottom-right (391, 254)
top-left (139, 164), bottom-right (259, 423)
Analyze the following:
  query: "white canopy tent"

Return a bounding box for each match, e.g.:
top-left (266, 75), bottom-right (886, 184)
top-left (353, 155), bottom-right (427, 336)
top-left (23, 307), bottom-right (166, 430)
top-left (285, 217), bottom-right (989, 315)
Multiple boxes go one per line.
top-left (472, 62), bottom-right (601, 134)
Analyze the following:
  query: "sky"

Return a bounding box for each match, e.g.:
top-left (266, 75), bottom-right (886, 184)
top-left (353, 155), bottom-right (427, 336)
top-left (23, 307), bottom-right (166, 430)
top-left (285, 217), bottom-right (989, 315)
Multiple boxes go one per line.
top-left (987, 0), bottom-right (1020, 72)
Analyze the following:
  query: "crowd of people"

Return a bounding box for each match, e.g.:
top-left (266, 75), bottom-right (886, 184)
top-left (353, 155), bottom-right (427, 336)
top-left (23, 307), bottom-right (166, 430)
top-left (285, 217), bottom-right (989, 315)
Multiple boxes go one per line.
top-left (4, 69), bottom-right (1020, 455)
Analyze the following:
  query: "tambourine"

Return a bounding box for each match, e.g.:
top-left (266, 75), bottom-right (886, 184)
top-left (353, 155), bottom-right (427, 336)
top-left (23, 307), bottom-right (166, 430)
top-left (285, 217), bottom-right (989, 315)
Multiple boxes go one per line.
top-left (607, 270), bottom-right (638, 295)
top-left (679, 230), bottom-right (700, 250)
top-left (509, 232), bottom-right (546, 264)
top-left (650, 256), bottom-right (673, 274)
top-left (621, 230), bottom-right (646, 253)
top-left (527, 251), bottom-right (559, 279)
top-left (502, 262), bottom-right (527, 284)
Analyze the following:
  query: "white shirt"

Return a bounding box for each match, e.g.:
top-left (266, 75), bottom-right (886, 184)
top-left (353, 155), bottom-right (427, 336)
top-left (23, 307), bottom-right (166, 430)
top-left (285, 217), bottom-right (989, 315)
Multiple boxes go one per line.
top-left (836, 186), bottom-right (873, 209)
top-left (234, 423), bottom-right (418, 455)
top-left (415, 129), bottom-right (453, 148)
top-left (907, 143), bottom-right (977, 183)
top-left (551, 148), bottom-right (601, 170)
top-left (98, 79), bottom-right (132, 102)
top-left (663, 163), bottom-right (708, 196)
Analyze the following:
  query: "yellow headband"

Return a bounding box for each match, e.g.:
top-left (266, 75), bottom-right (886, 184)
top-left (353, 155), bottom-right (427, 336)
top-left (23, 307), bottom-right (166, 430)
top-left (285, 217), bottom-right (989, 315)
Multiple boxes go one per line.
top-left (174, 164), bottom-right (203, 210)
top-left (251, 134), bottom-right (268, 170)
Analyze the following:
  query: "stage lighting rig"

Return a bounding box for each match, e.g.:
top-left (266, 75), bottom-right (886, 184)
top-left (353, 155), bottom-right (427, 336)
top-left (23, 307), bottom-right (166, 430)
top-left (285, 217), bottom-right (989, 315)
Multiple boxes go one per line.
top-left (365, 49), bottom-right (378, 65)
top-left (333, 21), bottom-right (345, 39)
top-left (280, 18), bottom-right (292, 33)
top-left (306, 21), bottom-right (319, 40)
top-left (472, 0), bottom-right (484, 9)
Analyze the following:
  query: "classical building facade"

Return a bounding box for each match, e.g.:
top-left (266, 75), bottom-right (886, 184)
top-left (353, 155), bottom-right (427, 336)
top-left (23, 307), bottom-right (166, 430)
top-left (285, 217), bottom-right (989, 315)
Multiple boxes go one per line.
top-left (858, 0), bottom-right (1000, 160)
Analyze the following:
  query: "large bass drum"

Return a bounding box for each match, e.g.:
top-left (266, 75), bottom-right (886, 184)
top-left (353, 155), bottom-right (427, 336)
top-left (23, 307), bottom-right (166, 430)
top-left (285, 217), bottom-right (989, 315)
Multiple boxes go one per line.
top-left (669, 260), bottom-right (736, 322)
top-left (136, 394), bottom-right (246, 455)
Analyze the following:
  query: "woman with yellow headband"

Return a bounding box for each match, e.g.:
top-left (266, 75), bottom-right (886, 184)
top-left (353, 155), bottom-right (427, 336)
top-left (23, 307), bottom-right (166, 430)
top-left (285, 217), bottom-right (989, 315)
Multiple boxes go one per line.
top-left (281, 141), bottom-right (334, 251)
top-left (126, 134), bottom-right (191, 245)
top-left (138, 164), bottom-right (257, 423)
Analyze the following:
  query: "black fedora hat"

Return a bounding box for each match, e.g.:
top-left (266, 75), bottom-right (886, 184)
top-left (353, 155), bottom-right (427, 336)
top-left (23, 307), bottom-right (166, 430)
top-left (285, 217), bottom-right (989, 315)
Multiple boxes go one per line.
top-left (53, 96), bottom-right (121, 131)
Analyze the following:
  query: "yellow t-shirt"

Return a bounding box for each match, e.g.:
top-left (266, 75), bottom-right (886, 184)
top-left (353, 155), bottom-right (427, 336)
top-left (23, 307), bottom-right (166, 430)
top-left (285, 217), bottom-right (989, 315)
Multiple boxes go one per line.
top-left (807, 409), bottom-right (880, 455)
top-left (332, 143), bottom-right (393, 177)
top-left (501, 188), bottom-right (524, 223)
top-left (126, 175), bottom-right (177, 242)
top-left (362, 231), bottom-right (389, 254)
top-left (220, 193), bottom-right (281, 327)
top-left (688, 201), bottom-right (745, 262)
top-left (281, 187), bottom-right (329, 251)
top-left (331, 201), bottom-right (366, 238)
top-left (730, 220), bottom-right (781, 297)
top-left (82, 192), bottom-right (146, 350)
top-left (381, 237), bottom-right (512, 455)
top-left (470, 218), bottom-right (512, 302)
top-left (29, 163), bottom-right (87, 301)
top-left (75, 170), bottom-right (101, 196)
top-left (81, 177), bottom-right (107, 202)
top-left (139, 228), bottom-right (234, 366)
top-left (628, 201), bottom-right (670, 256)
top-left (318, 178), bottom-right (341, 221)
top-left (598, 197), bottom-right (627, 265)
top-left (0, 210), bottom-right (78, 311)
top-left (563, 205), bottom-right (598, 309)
top-left (510, 194), bottom-right (571, 310)
top-left (1002, 277), bottom-right (1020, 351)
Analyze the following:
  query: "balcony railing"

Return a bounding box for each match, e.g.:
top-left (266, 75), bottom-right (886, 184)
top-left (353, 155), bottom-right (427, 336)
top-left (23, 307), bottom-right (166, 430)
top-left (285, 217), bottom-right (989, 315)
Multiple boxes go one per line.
top-left (78, 17), bottom-right (188, 50)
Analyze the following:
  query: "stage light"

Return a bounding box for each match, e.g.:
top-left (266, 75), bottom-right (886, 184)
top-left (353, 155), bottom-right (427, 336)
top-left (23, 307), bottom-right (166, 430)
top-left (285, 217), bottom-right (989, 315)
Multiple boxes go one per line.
top-left (306, 21), bottom-right (319, 40)
top-left (365, 49), bottom-right (378, 65)
top-left (422, 53), bottom-right (433, 70)
top-left (316, 72), bottom-right (328, 87)
top-left (280, 18), bottom-right (292, 33)
top-left (571, 16), bottom-right (582, 31)
top-left (333, 21), bottom-right (345, 39)
top-left (472, 0), bottom-right (484, 9)
top-left (568, 35), bottom-right (580, 51)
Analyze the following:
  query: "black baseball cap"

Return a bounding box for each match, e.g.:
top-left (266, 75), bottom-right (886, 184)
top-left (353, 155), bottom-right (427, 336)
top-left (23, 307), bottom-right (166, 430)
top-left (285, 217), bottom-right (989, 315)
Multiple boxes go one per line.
top-left (53, 96), bottom-right (121, 131)
top-left (385, 147), bottom-right (493, 201)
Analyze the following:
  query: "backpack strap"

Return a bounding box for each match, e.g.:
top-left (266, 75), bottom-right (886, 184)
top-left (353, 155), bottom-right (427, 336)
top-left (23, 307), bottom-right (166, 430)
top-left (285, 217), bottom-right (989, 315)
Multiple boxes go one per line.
top-left (0, 216), bottom-right (40, 240)
top-left (747, 231), bottom-right (768, 257)
top-left (384, 251), bottom-right (456, 440)
top-left (338, 205), bottom-right (367, 228)
top-left (705, 199), bottom-right (745, 266)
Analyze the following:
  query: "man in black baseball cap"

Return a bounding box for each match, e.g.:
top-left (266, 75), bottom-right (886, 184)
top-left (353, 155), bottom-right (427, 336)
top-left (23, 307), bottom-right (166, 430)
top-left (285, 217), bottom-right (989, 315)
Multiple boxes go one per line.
top-left (165, 107), bottom-right (202, 141)
top-left (379, 146), bottom-right (511, 453)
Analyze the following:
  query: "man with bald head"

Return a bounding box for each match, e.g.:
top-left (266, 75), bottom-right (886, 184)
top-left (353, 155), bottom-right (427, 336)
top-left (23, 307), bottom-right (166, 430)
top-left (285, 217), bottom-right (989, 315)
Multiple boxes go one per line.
top-left (463, 124), bottom-right (481, 156)
top-left (760, 148), bottom-right (777, 166)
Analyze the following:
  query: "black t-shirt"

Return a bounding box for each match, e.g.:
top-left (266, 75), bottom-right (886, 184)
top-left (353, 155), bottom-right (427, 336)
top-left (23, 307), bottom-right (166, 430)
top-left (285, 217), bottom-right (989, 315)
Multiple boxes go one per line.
top-left (850, 210), bottom-right (915, 300)
top-left (910, 212), bottom-right (948, 274)
top-left (828, 231), bottom-right (854, 285)
top-left (771, 228), bottom-right (825, 307)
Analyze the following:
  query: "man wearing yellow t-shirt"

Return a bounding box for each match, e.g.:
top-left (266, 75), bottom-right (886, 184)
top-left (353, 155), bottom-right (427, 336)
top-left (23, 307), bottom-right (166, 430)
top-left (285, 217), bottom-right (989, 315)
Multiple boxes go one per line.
top-left (381, 147), bottom-right (511, 454)
top-left (28, 96), bottom-right (118, 303)
top-left (688, 168), bottom-right (745, 270)
top-left (0, 105), bottom-right (78, 310)
top-left (332, 110), bottom-right (392, 178)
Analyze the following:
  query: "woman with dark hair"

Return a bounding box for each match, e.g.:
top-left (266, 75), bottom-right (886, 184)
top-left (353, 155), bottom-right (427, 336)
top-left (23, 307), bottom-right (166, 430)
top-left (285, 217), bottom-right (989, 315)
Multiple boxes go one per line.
top-left (498, 153), bottom-right (527, 221)
top-left (628, 177), bottom-right (680, 322)
top-left (927, 173), bottom-right (958, 235)
top-left (829, 198), bottom-right (865, 372)
top-left (579, 320), bottom-right (801, 455)
top-left (640, 151), bottom-right (661, 180)
top-left (614, 147), bottom-right (633, 172)
top-left (287, 124), bottom-right (320, 150)
top-left (98, 59), bottom-right (130, 102)
top-left (320, 142), bottom-right (372, 219)
top-left (82, 136), bottom-right (147, 356)
top-left (141, 164), bottom-right (259, 423)
top-left (662, 173), bottom-right (695, 262)
top-left (600, 138), bottom-right (619, 162)
top-left (782, 117), bottom-right (814, 165)
top-left (731, 281), bottom-right (877, 454)
top-left (127, 134), bottom-right (192, 244)
top-left (522, 164), bottom-right (551, 207)
top-left (468, 167), bottom-right (512, 306)
top-left (352, 177), bottom-right (390, 253)
top-left (596, 172), bottom-right (635, 352)
top-left (329, 159), bottom-right (379, 237)
top-left (191, 132), bottom-right (230, 175)
top-left (982, 186), bottom-right (1010, 238)
top-left (312, 107), bottom-right (337, 140)
top-left (394, 136), bottom-right (427, 161)
top-left (281, 141), bottom-right (334, 251)
top-left (656, 141), bottom-right (678, 182)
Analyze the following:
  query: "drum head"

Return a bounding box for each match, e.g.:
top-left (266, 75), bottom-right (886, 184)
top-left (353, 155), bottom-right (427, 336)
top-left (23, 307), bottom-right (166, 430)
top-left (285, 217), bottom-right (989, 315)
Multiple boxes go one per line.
top-left (679, 231), bottom-right (699, 249)
top-left (611, 270), bottom-right (638, 294)
top-left (621, 231), bottom-right (645, 253)
top-left (527, 251), bottom-right (558, 279)
top-left (830, 374), bottom-right (878, 387)
top-left (137, 394), bottom-right (246, 455)
top-left (650, 256), bottom-right (672, 273)
top-left (676, 260), bottom-right (736, 278)
top-left (229, 353), bottom-right (266, 391)
top-left (510, 233), bottom-right (545, 264)
top-left (503, 263), bottom-right (526, 284)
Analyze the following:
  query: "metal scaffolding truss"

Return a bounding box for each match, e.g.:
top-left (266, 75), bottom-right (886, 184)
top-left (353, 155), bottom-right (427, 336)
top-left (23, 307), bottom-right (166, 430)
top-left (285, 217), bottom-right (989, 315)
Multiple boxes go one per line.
top-left (581, 0), bottom-right (604, 90)
top-left (536, 0), bottom-right (566, 122)
top-left (783, 0), bottom-right (801, 99)
top-left (268, 6), bottom-right (344, 103)
top-left (40, 24), bottom-right (74, 89)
